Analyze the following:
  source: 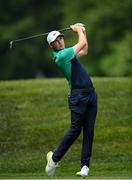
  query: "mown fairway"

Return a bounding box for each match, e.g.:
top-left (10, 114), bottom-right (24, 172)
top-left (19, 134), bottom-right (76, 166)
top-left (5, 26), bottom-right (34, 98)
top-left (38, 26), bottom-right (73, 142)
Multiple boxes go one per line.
top-left (0, 78), bottom-right (131, 179)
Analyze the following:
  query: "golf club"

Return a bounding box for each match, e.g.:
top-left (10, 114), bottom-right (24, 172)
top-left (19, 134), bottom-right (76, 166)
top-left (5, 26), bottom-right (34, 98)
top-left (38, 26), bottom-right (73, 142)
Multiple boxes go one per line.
top-left (9, 27), bottom-right (71, 49)
top-left (9, 23), bottom-right (85, 49)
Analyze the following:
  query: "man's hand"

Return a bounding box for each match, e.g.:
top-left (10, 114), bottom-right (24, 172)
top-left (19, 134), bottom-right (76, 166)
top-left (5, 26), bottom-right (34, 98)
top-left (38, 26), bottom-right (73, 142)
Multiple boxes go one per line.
top-left (70, 24), bottom-right (82, 32)
top-left (70, 23), bottom-right (85, 33)
top-left (71, 23), bottom-right (88, 58)
top-left (76, 23), bottom-right (85, 32)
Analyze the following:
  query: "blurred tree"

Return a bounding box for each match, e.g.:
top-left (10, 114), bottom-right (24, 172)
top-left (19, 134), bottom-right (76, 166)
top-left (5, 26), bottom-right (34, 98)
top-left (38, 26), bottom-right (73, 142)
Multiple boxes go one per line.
top-left (101, 30), bottom-right (132, 76)
top-left (0, 0), bottom-right (63, 79)
top-left (0, 0), bottom-right (132, 80)
top-left (61, 0), bottom-right (132, 76)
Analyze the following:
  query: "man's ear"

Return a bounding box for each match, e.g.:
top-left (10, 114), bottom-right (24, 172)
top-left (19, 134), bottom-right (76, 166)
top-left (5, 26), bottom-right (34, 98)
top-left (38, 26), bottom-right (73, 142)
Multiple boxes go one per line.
top-left (49, 41), bottom-right (54, 48)
top-left (49, 43), bottom-right (53, 48)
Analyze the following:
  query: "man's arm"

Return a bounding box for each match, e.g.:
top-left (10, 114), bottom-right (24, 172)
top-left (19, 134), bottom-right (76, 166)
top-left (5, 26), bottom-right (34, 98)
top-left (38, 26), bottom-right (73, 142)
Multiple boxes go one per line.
top-left (70, 24), bottom-right (88, 58)
top-left (76, 30), bottom-right (88, 58)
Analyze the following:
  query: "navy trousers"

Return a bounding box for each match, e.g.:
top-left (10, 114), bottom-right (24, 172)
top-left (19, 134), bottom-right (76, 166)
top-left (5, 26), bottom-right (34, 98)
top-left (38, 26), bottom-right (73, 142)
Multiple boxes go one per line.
top-left (52, 88), bottom-right (97, 167)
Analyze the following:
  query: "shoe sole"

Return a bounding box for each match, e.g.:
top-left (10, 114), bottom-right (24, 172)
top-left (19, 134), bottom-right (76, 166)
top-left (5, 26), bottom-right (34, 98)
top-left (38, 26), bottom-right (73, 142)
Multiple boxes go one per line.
top-left (47, 151), bottom-right (53, 162)
top-left (45, 151), bottom-right (54, 176)
top-left (76, 173), bottom-right (88, 177)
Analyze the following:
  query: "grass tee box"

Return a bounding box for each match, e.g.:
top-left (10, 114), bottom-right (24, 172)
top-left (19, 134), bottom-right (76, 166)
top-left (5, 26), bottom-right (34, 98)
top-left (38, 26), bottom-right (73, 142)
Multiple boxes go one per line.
top-left (0, 77), bottom-right (131, 179)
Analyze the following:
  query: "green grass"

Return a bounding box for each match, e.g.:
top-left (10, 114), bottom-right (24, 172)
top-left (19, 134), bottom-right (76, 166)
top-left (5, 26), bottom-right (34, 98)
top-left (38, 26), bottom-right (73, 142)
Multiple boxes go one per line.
top-left (0, 77), bottom-right (132, 179)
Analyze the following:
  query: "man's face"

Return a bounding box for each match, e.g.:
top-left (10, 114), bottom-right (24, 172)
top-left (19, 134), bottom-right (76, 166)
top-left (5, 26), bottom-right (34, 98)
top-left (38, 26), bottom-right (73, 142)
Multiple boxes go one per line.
top-left (50, 36), bottom-right (65, 50)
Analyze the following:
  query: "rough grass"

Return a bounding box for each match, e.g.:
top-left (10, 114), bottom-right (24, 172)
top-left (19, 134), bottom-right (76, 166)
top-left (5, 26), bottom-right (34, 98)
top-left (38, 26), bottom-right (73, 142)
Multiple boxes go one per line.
top-left (0, 77), bottom-right (132, 179)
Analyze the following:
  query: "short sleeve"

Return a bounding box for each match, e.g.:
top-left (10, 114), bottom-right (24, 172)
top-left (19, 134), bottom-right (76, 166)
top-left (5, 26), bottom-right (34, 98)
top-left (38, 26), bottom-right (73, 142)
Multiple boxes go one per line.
top-left (53, 48), bottom-right (75, 63)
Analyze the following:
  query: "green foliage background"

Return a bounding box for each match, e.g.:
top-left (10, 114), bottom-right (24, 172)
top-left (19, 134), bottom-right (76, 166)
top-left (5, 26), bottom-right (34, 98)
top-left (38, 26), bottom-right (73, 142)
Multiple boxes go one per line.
top-left (0, 78), bottom-right (131, 178)
top-left (0, 0), bottom-right (132, 80)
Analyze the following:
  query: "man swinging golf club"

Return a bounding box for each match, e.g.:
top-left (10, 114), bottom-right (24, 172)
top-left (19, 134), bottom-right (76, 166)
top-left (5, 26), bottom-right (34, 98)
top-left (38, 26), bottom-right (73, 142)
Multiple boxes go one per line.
top-left (45, 23), bottom-right (97, 177)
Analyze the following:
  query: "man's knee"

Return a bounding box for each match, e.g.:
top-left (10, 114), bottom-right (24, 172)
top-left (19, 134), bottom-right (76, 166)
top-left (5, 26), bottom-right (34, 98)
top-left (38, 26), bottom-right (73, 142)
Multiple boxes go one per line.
top-left (70, 126), bottom-right (81, 137)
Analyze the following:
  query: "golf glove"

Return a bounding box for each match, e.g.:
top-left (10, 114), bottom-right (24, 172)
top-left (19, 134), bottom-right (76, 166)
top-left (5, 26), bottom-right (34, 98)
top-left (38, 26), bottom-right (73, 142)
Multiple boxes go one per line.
top-left (76, 23), bottom-right (85, 31)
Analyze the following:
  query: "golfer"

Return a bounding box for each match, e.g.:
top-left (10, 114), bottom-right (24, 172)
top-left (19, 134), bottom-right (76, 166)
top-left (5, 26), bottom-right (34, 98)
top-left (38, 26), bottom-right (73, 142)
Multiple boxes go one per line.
top-left (45, 23), bottom-right (97, 177)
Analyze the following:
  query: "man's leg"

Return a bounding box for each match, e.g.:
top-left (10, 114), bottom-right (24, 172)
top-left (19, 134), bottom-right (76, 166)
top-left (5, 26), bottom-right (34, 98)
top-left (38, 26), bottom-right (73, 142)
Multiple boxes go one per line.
top-left (45, 91), bottom-right (88, 176)
top-left (52, 108), bottom-right (84, 162)
top-left (81, 94), bottom-right (97, 167)
top-left (45, 107), bottom-right (85, 176)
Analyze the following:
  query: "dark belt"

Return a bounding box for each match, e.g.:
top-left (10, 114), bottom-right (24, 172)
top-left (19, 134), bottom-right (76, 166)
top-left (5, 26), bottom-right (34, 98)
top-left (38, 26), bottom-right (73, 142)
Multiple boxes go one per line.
top-left (71, 87), bottom-right (95, 94)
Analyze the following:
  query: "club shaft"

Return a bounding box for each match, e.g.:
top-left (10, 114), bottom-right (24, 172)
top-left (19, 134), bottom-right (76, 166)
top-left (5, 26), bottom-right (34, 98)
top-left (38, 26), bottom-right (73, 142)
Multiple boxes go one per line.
top-left (11, 27), bottom-right (71, 43)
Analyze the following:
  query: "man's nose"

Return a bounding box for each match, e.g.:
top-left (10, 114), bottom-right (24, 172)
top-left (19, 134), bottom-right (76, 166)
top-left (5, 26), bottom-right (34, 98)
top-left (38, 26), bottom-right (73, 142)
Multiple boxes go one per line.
top-left (57, 40), bottom-right (61, 44)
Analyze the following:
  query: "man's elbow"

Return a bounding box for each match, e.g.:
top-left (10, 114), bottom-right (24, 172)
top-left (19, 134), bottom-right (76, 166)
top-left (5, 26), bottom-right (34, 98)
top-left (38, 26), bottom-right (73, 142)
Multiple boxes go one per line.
top-left (81, 49), bottom-right (88, 56)
top-left (84, 45), bottom-right (88, 55)
top-left (84, 50), bottom-right (88, 55)
top-left (82, 41), bottom-right (87, 48)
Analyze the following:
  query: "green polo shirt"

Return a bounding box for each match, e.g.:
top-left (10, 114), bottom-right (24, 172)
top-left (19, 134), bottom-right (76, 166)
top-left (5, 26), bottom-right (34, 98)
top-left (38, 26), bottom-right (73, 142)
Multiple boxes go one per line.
top-left (52, 47), bottom-right (93, 89)
top-left (52, 47), bottom-right (75, 88)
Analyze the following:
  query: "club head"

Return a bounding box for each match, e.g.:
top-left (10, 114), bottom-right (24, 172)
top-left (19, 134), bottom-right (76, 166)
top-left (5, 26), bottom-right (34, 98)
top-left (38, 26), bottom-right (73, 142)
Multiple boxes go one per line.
top-left (10, 41), bottom-right (13, 49)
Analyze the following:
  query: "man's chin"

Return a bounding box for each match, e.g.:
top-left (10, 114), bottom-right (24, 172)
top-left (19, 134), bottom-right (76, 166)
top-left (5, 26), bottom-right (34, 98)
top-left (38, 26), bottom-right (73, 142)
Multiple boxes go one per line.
top-left (58, 47), bottom-right (64, 50)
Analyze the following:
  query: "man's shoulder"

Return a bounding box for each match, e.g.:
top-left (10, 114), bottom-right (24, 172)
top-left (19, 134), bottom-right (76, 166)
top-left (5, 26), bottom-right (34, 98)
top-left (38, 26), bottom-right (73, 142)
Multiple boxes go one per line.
top-left (53, 47), bottom-right (73, 54)
top-left (52, 47), bottom-right (75, 63)
top-left (53, 47), bottom-right (72, 57)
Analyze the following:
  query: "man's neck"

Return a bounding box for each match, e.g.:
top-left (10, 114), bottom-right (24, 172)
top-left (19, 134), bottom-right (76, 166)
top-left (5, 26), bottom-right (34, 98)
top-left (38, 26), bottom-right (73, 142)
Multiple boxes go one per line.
top-left (53, 48), bottom-right (65, 52)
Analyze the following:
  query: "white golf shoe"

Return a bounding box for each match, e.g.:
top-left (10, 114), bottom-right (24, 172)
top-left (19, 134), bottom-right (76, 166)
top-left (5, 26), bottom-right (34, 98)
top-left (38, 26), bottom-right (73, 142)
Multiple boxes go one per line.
top-left (45, 151), bottom-right (59, 176)
top-left (76, 165), bottom-right (89, 177)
